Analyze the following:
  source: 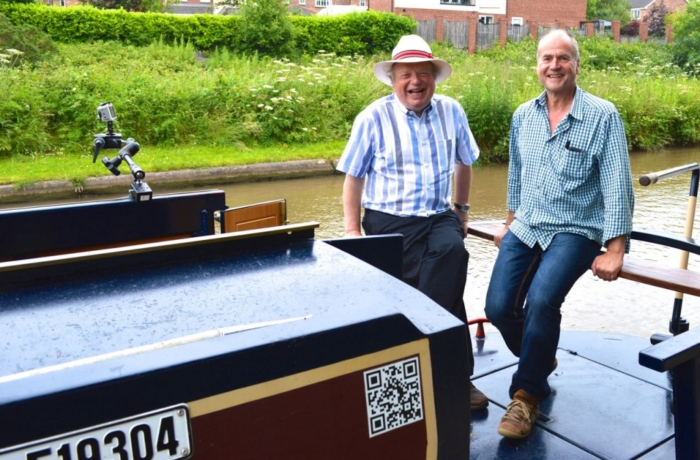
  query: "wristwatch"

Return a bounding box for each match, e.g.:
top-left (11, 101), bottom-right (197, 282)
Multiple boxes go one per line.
top-left (454, 202), bottom-right (470, 213)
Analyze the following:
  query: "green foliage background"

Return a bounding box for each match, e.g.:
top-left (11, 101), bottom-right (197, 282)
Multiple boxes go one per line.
top-left (671, 0), bottom-right (700, 75)
top-left (239, 0), bottom-right (294, 57)
top-left (0, 3), bottom-right (415, 55)
top-left (586, 0), bottom-right (632, 26)
top-left (1, 4), bottom-right (700, 165)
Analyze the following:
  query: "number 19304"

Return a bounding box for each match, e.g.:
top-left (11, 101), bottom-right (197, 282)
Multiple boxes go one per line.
top-left (0, 405), bottom-right (192, 460)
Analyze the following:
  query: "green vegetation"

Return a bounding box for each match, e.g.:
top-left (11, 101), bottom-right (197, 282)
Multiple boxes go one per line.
top-left (79, 0), bottom-right (172, 14)
top-left (670, 0), bottom-right (700, 75)
top-left (0, 3), bottom-right (415, 55)
top-left (2, 37), bottom-right (700, 164)
top-left (239, 0), bottom-right (294, 58)
top-left (0, 12), bottom-right (55, 67)
top-left (1, 10), bottom-right (700, 187)
top-left (0, 140), bottom-right (347, 186)
top-left (586, 0), bottom-right (632, 26)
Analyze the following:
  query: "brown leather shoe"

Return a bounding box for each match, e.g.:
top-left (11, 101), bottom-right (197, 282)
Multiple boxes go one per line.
top-left (470, 383), bottom-right (489, 411)
top-left (497, 389), bottom-right (539, 439)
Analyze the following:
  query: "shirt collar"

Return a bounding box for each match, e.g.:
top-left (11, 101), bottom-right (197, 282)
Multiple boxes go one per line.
top-left (535, 86), bottom-right (584, 121)
top-left (390, 93), bottom-right (435, 116)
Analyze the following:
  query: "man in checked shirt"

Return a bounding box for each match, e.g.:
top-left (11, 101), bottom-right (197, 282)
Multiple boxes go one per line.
top-left (485, 29), bottom-right (634, 439)
top-left (337, 35), bottom-right (488, 411)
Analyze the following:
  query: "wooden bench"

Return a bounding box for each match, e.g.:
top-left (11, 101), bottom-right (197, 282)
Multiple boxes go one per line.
top-left (468, 220), bottom-right (700, 297)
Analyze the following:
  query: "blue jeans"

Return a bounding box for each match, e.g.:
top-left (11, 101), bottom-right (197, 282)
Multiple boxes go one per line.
top-left (485, 231), bottom-right (601, 401)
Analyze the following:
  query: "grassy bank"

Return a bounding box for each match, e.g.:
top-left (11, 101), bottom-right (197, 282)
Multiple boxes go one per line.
top-left (1, 37), bottom-right (700, 186)
top-left (0, 140), bottom-right (347, 186)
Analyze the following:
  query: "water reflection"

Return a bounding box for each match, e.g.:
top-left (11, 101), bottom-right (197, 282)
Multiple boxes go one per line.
top-left (4, 147), bottom-right (699, 338)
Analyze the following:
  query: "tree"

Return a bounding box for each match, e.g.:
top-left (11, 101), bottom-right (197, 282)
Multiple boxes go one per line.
top-left (645, 1), bottom-right (670, 36)
top-left (239, 0), bottom-right (294, 58)
top-left (587, 0), bottom-right (632, 26)
top-left (671, 0), bottom-right (700, 73)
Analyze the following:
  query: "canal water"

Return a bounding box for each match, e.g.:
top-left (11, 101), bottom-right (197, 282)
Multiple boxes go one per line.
top-left (6, 147), bottom-right (700, 339)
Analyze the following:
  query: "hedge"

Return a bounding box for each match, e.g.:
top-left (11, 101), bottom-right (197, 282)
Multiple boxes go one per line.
top-left (0, 3), bottom-right (416, 55)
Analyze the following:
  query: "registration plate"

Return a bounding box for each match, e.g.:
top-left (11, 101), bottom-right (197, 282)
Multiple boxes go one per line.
top-left (0, 404), bottom-right (192, 460)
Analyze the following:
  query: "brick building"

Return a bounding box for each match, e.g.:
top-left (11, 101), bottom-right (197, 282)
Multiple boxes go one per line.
top-left (630, 0), bottom-right (688, 21)
top-left (288, 0), bottom-right (587, 29)
top-left (508, 0), bottom-right (586, 29)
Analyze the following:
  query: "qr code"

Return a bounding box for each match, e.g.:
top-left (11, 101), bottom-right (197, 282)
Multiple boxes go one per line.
top-left (364, 356), bottom-right (423, 437)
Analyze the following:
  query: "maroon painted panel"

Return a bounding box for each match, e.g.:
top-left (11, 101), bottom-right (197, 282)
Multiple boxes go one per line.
top-left (191, 366), bottom-right (428, 459)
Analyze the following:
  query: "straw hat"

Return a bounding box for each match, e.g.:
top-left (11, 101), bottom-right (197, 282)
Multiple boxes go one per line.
top-left (373, 35), bottom-right (452, 85)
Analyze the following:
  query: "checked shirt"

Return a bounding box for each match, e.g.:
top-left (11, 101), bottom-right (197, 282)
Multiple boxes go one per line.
top-left (507, 87), bottom-right (634, 251)
top-left (337, 93), bottom-right (480, 217)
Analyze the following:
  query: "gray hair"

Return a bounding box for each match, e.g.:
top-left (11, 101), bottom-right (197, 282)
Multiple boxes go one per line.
top-left (537, 29), bottom-right (580, 64)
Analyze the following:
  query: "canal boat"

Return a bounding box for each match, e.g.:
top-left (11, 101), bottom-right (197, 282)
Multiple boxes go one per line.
top-left (1, 152), bottom-right (700, 458)
top-left (0, 135), bottom-right (472, 458)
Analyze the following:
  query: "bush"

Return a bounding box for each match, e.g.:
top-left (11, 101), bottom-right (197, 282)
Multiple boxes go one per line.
top-left (0, 3), bottom-right (415, 56)
top-left (0, 12), bottom-right (55, 67)
top-left (621, 20), bottom-right (639, 36)
top-left (239, 0), bottom-right (294, 58)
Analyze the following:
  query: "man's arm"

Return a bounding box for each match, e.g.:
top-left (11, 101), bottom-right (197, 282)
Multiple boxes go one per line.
top-left (453, 162), bottom-right (472, 237)
top-left (591, 234), bottom-right (626, 281)
top-left (342, 174), bottom-right (365, 237)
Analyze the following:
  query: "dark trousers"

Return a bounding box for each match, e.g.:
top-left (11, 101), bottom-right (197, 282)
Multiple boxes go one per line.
top-left (363, 208), bottom-right (474, 375)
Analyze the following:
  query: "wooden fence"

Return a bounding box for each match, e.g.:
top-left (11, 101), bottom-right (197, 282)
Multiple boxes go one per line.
top-left (415, 19), bottom-right (673, 53)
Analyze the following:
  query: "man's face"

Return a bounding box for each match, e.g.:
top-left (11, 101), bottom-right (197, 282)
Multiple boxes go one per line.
top-left (391, 61), bottom-right (436, 115)
top-left (537, 34), bottom-right (579, 97)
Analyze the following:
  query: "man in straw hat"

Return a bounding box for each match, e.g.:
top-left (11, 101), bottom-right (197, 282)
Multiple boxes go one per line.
top-left (336, 34), bottom-right (487, 411)
top-left (485, 29), bottom-right (634, 439)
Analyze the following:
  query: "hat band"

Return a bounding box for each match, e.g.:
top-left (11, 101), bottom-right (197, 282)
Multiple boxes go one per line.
top-left (392, 50), bottom-right (435, 61)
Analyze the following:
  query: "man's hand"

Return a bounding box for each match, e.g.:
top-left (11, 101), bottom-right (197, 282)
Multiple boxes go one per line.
top-left (494, 225), bottom-right (509, 248)
top-left (345, 230), bottom-right (362, 237)
top-left (591, 235), bottom-right (626, 281)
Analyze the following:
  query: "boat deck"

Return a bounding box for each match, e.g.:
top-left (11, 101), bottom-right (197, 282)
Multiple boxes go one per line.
top-left (470, 329), bottom-right (675, 459)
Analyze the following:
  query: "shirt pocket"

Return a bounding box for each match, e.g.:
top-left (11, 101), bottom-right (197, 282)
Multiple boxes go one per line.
top-left (553, 149), bottom-right (594, 192)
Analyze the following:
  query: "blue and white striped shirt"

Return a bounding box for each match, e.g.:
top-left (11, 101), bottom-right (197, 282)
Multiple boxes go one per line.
top-left (337, 93), bottom-right (480, 217)
top-left (508, 87), bottom-right (634, 250)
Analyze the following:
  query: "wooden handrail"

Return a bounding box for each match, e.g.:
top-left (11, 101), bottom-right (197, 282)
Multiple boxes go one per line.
top-left (468, 221), bottom-right (700, 297)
